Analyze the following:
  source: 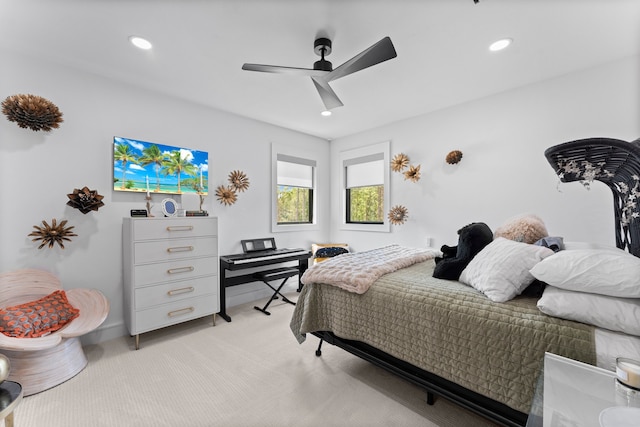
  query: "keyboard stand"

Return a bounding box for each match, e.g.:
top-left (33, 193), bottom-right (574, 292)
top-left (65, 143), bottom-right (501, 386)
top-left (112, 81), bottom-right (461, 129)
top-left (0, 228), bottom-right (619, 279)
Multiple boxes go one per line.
top-left (252, 268), bottom-right (299, 315)
top-left (219, 249), bottom-right (311, 322)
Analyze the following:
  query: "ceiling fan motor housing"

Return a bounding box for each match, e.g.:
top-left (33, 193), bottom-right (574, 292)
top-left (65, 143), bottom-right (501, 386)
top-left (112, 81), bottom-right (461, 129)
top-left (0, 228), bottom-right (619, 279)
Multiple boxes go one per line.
top-left (314, 37), bottom-right (332, 56)
top-left (314, 37), bottom-right (333, 71)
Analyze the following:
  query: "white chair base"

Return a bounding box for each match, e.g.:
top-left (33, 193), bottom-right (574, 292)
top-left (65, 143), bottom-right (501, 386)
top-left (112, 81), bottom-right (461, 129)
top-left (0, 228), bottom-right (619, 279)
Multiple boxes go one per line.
top-left (3, 337), bottom-right (87, 396)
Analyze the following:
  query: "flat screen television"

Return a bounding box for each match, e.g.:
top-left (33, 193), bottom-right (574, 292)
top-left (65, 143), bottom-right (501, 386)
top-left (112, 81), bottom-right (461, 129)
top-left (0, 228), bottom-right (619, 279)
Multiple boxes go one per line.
top-left (113, 136), bottom-right (208, 195)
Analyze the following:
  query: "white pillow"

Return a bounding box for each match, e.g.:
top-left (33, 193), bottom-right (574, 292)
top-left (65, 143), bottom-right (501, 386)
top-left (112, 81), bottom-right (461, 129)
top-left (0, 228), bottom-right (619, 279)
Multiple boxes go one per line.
top-left (538, 286), bottom-right (640, 336)
top-left (563, 241), bottom-right (621, 251)
top-left (529, 249), bottom-right (640, 298)
top-left (459, 237), bottom-right (554, 302)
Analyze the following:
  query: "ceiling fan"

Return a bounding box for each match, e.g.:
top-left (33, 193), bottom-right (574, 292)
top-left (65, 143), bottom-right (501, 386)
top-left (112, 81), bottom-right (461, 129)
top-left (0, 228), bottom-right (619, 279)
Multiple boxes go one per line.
top-left (242, 36), bottom-right (397, 111)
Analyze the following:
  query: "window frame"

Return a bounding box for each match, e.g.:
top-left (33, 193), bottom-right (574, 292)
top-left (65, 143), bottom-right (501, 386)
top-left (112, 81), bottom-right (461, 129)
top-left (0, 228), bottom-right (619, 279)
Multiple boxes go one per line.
top-left (271, 143), bottom-right (319, 233)
top-left (276, 157), bottom-right (314, 225)
top-left (339, 141), bottom-right (391, 232)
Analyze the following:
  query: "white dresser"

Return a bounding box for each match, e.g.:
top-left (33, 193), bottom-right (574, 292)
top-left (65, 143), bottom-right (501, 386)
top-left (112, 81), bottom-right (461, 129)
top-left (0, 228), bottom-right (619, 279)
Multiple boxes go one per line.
top-left (122, 217), bottom-right (219, 349)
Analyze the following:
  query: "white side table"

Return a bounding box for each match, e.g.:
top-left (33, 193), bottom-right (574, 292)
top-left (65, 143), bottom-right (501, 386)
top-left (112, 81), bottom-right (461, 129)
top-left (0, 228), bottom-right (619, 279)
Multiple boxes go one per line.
top-left (0, 381), bottom-right (22, 427)
top-left (530, 353), bottom-right (640, 427)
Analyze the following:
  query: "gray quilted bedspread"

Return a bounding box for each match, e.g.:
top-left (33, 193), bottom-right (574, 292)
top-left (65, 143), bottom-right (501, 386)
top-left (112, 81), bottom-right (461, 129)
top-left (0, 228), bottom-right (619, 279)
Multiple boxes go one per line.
top-left (290, 259), bottom-right (596, 413)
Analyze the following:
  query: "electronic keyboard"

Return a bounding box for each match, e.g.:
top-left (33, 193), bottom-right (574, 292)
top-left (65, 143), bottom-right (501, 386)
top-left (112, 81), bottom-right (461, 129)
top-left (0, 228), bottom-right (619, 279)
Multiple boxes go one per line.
top-left (221, 248), bottom-right (310, 266)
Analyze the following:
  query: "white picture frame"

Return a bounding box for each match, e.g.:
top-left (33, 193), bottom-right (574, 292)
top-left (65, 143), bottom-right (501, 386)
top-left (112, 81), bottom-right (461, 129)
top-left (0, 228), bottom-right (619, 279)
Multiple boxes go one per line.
top-left (161, 198), bottom-right (179, 217)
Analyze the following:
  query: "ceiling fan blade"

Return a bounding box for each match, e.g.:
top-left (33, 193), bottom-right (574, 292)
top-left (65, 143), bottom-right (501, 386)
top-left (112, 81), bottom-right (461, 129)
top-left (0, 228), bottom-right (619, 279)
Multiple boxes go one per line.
top-left (311, 76), bottom-right (344, 110)
top-left (327, 36), bottom-right (397, 82)
top-left (242, 63), bottom-right (329, 77)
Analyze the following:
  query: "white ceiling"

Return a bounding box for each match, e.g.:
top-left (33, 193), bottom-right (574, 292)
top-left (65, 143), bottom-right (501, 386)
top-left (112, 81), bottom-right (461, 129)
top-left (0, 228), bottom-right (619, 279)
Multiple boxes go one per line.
top-left (1, 0), bottom-right (639, 140)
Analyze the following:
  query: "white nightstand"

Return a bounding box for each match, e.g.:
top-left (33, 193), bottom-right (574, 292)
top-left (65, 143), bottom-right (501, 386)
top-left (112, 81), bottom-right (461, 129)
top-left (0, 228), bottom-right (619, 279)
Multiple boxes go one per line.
top-left (528, 353), bottom-right (640, 427)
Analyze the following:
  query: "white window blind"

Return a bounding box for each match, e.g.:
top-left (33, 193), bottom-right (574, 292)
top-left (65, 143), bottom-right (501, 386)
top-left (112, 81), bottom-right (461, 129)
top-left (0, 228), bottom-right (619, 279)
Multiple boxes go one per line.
top-left (344, 153), bottom-right (384, 188)
top-left (277, 154), bottom-right (315, 188)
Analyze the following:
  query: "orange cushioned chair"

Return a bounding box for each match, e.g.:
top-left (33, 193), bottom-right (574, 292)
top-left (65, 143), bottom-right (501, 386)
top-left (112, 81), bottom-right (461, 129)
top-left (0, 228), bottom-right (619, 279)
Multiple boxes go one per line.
top-left (0, 269), bottom-right (109, 395)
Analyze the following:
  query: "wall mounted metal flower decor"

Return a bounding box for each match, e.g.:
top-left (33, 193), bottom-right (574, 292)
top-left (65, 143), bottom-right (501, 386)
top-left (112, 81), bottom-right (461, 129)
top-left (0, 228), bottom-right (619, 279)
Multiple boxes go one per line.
top-left (228, 170), bottom-right (250, 192)
top-left (403, 164), bottom-right (421, 182)
top-left (67, 186), bottom-right (105, 214)
top-left (446, 150), bottom-right (463, 164)
top-left (391, 153), bottom-right (410, 172)
top-left (215, 185), bottom-right (238, 206)
top-left (1, 94), bottom-right (64, 132)
top-left (215, 170), bottom-right (250, 205)
top-left (28, 219), bottom-right (77, 249)
top-left (388, 205), bottom-right (409, 225)
top-left (391, 153), bottom-right (421, 182)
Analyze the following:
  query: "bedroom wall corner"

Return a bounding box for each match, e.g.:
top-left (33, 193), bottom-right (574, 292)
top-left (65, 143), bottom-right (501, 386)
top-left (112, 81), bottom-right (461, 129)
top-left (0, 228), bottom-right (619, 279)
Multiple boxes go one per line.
top-left (328, 55), bottom-right (640, 253)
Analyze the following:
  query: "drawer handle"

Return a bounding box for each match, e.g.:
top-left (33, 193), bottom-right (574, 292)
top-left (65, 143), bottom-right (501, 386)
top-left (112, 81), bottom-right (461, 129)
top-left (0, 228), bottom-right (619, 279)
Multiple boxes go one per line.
top-left (167, 266), bottom-right (194, 274)
top-left (166, 226), bottom-right (194, 231)
top-left (167, 286), bottom-right (195, 296)
top-left (167, 246), bottom-right (194, 253)
top-left (167, 307), bottom-right (195, 318)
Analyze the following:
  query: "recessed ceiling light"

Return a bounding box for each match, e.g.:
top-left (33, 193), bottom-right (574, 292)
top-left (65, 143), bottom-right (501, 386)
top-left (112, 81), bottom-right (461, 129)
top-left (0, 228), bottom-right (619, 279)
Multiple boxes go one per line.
top-left (489, 38), bottom-right (512, 52)
top-left (321, 110), bottom-right (332, 117)
top-left (129, 36), bottom-right (152, 50)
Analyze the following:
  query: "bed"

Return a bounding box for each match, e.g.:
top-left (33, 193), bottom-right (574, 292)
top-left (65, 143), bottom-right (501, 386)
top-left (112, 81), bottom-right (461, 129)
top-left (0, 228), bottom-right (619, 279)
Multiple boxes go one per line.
top-left (290, 137), bottom-right (640, 427)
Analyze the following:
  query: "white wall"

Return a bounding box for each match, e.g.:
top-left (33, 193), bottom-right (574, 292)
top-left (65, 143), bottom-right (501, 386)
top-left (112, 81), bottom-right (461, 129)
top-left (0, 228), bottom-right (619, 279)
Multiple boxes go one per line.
top-left (2, 49), bottom-right (638, 344)
top-left (329, 56), bottom-right (640, 252)
top-left (0, 50), bottom-right (330, 343)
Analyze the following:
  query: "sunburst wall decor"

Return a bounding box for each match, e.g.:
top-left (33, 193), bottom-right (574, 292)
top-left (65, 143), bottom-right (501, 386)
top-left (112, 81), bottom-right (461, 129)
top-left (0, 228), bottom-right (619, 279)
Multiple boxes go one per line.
top-left (228, 170), bottom-right (250, 192)
top-left (1, 94), bottom-right (64, 132)
top-left (388, 205), bottom-right (409, 225)
top-left (446, 150), bottom-right (463, 164)
top-left (28, 218), bottom-right (77, 249)
top-left (391, 153), bottom-right (410, 172)
top-left (67, 186), bottom-right (105, 214)
top-left (215, 185), bottom-right (238, 206)
top-left (403, 164), bottom-right (421, 182)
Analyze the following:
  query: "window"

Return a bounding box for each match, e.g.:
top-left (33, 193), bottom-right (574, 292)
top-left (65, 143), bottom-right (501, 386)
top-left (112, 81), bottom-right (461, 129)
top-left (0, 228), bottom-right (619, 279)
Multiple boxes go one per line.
top-left (276, 155), bottom-right (314, 224)
top-left (339, 141), bottom-right (390, 232)
top-left (345, 155), bottom-right (384, 224)
top-left (271, 142), bottom-right (320, 233)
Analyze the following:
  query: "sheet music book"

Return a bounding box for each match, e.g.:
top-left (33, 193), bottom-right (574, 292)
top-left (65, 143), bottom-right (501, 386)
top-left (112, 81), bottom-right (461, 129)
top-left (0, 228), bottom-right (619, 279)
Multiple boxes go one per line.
top-left (241, 238), bottom-right (276, 253)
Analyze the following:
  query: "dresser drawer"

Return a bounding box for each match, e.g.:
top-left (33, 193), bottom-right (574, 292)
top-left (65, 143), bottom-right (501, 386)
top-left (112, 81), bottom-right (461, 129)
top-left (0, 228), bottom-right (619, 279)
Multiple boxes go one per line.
top-left (135, 276), bottom-right (217, 310)
top-left (133, 293), bottom-right (219, 334)
top-left (134, 236), bottom-right (217, 264)
top-left (134, 257), bottom-right (217, 287)
top-left (132, 217), bottom-right (217, 241)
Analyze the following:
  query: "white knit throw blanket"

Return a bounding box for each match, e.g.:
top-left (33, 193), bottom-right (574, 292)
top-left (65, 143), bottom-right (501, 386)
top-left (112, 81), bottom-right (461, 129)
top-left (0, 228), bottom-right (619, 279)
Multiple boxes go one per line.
top-left (301, 244), bottom-right (438, 294)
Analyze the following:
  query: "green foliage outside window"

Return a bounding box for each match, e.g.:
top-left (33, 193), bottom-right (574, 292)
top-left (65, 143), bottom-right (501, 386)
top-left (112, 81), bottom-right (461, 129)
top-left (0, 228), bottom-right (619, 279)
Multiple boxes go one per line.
top-left (277, 186), bottom-right (312, 224)
top-left (347, 186), bottom-right (384, 223)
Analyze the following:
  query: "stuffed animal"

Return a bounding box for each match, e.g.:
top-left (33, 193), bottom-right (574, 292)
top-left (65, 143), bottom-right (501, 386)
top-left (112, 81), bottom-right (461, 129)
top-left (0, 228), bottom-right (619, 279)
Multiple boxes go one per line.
top-left (494, 214), bottom-right (548, 244)
top-left (433, 222), bottom-right (493, 280)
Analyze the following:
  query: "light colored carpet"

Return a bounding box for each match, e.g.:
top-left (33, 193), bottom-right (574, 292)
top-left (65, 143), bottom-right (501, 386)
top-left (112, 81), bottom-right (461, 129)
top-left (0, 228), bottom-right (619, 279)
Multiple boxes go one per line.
top-left (14, 294), bottom-right (500, 426)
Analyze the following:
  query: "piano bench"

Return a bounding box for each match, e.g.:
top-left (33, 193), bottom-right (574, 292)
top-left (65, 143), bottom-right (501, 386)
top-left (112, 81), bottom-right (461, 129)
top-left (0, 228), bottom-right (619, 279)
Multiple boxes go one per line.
top-left (252, 268), bottom-right (299, 316)
top-left (253, 267), bottom-right (299, 282)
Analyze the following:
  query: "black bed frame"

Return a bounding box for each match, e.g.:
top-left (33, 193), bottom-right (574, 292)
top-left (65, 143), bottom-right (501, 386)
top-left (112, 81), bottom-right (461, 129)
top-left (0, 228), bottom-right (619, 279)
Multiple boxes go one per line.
top-left (308, 137), bottom-right (640, 427)
top-left (312, 331), bottom-right (528, 427)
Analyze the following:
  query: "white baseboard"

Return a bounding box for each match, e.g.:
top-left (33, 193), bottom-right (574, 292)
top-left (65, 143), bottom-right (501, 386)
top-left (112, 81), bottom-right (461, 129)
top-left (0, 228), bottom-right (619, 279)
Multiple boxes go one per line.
top-left (81, 321), bottom-right (128, 346)
top-left (83, 278), bottom-right (300, 345)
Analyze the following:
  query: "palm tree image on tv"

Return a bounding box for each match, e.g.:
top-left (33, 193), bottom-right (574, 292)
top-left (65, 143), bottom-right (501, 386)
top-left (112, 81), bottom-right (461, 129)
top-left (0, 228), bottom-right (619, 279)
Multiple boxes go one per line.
top-left (161, 150), bottom-right (198, 194)
top-left (114, 143), bottom-right (139, 190)
top-left (113, 136), bottom-right (208, 195)
top-left (138, 143), bottom-right (165, 192)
